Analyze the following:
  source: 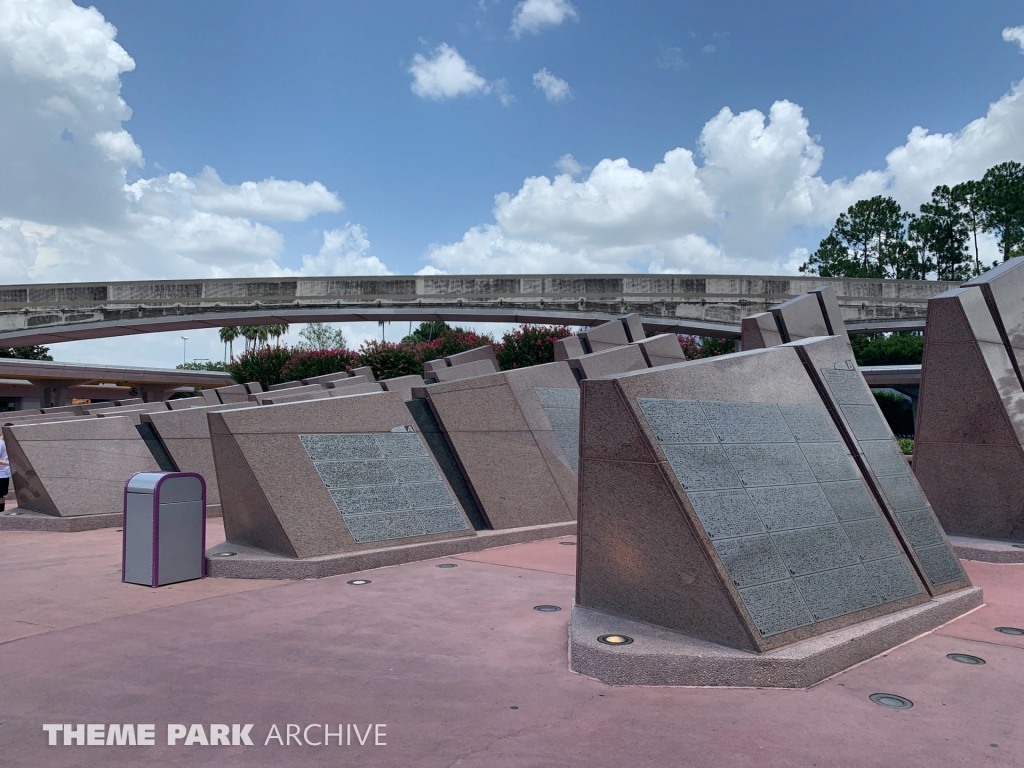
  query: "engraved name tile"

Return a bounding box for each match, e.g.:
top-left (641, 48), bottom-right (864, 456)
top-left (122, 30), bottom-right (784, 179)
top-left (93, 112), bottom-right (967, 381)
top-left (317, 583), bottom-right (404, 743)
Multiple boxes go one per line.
top-left (300, 433), bottom-right (381, 461)
top-left (794, 565), bottom-right (881, 622)
top-left (821, 368), bottom-right (875, 405)
top-left (777, 404), bottom-right (841, 443)
top-left (387, 457), bottom-right (442, 485)
top-left (535, 387), bottom-right (579, 410)
top-left (313, 460), bottom-right (396, 488)
top-left (771, 525), bottom-right (860, 576)
top-left (712, 535), bottom-right (791, 588)
top-left (916, 543), bottom-right (966, 586)
top-left (895, 507), bottom-right (945, 548)
top-left (869, 556), bottom-right (923, 602)
top-left (402, 481), bottom-right (458, 510)
top-left (374, 432), bottom-right (428, 458)
top-left (746, 485), bottom-right (837, 531)
top-left (839, 405), bottom-right (892, 441)
top-left (877, 474), bottom-right (930, 514)
top-left (416, 506), bottom-right (470, 535)
top-left (688, 490), bottom-right (766, 539)
top-left (820, 480), bottom-right (880, 522)
top-left (698, 401), bottom-right (795, 444)
top-left (840, 517), bottom-right (903, 562)
top-left (860, 439), bottom-right (912, 478)
top-left (329, 484), bottom-right (412, 515)
top-left (663, 444), bottom-right (742, 491)
top-left (638, 398), bottom-right (717, 444)
top-left (801, 442), bottom-right (859, 483)
top-left (343, 511), bottom-right (425, 543)
top-left (738, 580), bottom-right (814, 637)
top-left (723, 443), bottom-right (815, 487)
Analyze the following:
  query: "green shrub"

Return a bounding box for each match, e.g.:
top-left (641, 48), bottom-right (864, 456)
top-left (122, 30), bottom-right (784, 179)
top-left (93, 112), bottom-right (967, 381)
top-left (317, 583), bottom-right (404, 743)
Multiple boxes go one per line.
top-left (851, 333), bottom-right (924, 366)
top-left (227, 346), bottom-right (293, 390)
top-left (496, 325), bottom-right (573, 370)
top-left (897, 437), bottom-right (914, 455)
top-left (281, 349), bottom-right (360, 382)
top-left (357, 340), bottom-right (426, 380)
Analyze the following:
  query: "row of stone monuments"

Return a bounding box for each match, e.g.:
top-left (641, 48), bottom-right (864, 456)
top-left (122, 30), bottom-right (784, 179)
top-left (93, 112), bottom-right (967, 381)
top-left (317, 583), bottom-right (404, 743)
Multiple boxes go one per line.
top-left (3, 257), bottom-right (1023, 687)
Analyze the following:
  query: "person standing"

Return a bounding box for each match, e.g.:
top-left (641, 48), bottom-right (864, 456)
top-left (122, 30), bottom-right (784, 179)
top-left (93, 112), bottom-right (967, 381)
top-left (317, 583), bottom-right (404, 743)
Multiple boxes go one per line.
top-left (0, 435), bottom-right (10, 511)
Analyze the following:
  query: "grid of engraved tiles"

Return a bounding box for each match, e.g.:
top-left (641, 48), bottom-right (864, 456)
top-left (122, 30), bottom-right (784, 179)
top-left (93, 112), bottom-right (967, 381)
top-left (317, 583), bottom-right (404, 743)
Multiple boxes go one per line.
top-left (820, 368), bottom-right (965, 587)
top-left (637, 398), bottom-right (922, 638)
top-left (535, 387), bottom-right (580, 474)
top-left (299, 433), bottom-right (468, 544)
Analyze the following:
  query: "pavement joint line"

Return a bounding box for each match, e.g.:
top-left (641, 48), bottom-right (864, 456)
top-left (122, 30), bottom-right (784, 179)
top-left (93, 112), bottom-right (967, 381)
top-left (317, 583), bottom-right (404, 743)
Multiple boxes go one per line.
top-left (931, 633), bottom-right (1024, 652)
top-left (446, 556), bottom-right (577, 577)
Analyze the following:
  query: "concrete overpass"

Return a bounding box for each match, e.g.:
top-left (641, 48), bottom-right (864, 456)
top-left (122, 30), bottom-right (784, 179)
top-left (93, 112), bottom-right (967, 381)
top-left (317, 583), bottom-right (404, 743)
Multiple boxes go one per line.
top-left (0, 274), bottom-right (954, 348)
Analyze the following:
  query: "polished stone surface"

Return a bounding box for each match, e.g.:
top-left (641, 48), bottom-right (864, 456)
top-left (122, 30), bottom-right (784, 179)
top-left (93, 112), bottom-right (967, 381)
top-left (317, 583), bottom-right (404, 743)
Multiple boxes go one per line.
top-left (568, 344), bottom-right (648, 379)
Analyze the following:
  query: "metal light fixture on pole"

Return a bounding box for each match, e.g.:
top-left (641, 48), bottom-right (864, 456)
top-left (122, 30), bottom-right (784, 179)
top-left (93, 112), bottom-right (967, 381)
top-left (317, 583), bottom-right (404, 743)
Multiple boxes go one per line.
top-left (181, 336), bottom-right (189, 365)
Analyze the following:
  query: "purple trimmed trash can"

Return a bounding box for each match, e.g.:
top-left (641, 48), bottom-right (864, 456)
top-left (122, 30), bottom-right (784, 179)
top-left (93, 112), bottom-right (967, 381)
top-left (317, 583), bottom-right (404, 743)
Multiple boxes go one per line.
top-left (122, 472), bottom-right (207, 588)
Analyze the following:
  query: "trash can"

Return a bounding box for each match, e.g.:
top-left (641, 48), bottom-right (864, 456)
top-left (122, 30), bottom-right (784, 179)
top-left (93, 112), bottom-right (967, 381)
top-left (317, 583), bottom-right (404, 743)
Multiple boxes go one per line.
top-left (122, 472), bottom-right (206, 587)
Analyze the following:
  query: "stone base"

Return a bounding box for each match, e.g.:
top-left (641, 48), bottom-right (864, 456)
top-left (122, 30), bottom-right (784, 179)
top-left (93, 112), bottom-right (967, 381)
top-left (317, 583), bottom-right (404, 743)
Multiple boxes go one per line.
top-left (0, 504), bottom-right (222, 532)
top-left (570, 586), bottom-right (984, 689)
top-left (950, 535), bottom-right (1024, 563)
top-left (207, 521), bottom-right (577, 579)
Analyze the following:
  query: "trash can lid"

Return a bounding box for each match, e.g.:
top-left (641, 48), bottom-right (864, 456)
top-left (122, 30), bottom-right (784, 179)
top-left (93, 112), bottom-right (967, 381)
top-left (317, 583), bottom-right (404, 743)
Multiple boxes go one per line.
top-left (127, 472), bottom-right (172, 493)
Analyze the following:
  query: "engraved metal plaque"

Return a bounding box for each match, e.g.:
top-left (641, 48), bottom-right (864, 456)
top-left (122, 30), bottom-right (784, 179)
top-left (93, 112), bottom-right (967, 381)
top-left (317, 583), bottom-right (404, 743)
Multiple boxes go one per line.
top-left (820, 480), bottom-right (879, 522)
top-left (688, 490), bottom-right (766, 539)
top-left (712, 535), bottom-right (791, 588)
top-left (301, 433), bottom-right (468, 543)
top-left (840, 405), bottom-right (892, 441)
top-left (794, 565), bottom-right (881, 622)
top-left (662, 444), bottom-right (742, 490)
top-left (638, 398), bottom-right (717, 444)
top-left (869, 556), bottom-right (924, 602)
top-left (895, 507), bottom-right (945, 548)
top-left (777, 404), bottom-right (841, 443)
top-left (877, 474), bottom-right (930, 514)
top-left (723, 443), bottom-right (815, 487)
top-left (800, 442), bottom-right (859, 483)
top-left (746, 484), bottom-right (836, 531)
top-left (860, 439), bottom-right (912, 478)
top-left (916, 543), bottom-right (966, 586)
top-left (771, 525), bottom-right (860, 576)
top-left (535, 387), bottom-right (581, 474)
top-left (700, 401), bottom-right (794, 444)
top-left (820, 368), bottom-right (875, 405)
top-left (840, 517), bottom-right (903, 562)
top-left (738, 580), bottom-right (814, 636)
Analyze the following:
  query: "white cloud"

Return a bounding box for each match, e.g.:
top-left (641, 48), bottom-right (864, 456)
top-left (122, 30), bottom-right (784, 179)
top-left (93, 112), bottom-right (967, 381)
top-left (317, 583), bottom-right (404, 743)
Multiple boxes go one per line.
top-left (533, 68), bottom-right (571, 102)
top-left (408, 43), bottom-right (490, 100)
top-left (190, 167), bottom-right (343, 222)
top-left (297, 225), bottom-right (391, 276)
top-left (656, 47), bottom-right (687, 71)
top-left (555, 153), bottom-right (582, 176)
top-left (510, 0), bottom-right (579, 38)
top-left (424, 31), bottom-right (1024, 276)
top-left (701, 44), bottom-right (716, 54)
top-left (0, 0), bottom-right (385, 285)
top-left (1004, 25), bottom-right (1024, 52)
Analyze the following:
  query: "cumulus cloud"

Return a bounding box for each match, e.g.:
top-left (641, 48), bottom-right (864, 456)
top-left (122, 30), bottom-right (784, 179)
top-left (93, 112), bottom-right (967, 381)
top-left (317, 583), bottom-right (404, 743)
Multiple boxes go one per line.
top-left (533, 68), bottom-right (571, 102)
top-left (1004, 25), bottom-right (1024, 52)
top-left (656, 47), bottom-right (687, 71)
top-left (555, 153), bottom-right (583, 176)
top-left (408, 43), bottom-right (490, 100)
top-left (701, 44), bottom-right (716, 54)
top-left (297, 225), bottom-right (391, 276)
top-left (510, 0), bottom-right (579, 38)
top-left (424, 31), bottom-right (1024, 276)
top-left (0, 0), bottom-right (377, 285)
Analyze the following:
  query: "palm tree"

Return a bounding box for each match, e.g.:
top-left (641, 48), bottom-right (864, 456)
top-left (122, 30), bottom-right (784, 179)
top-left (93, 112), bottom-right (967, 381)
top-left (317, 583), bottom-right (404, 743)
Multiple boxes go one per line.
top-left (267, 324), bottom-right (290, 345)
top-left (219, 326), bottom-right (240, 361)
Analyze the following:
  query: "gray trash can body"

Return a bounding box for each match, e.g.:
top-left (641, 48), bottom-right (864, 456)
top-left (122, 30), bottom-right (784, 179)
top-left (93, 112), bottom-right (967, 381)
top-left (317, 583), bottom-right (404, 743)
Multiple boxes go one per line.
top-left (122, 472), bottom-right (206, 587)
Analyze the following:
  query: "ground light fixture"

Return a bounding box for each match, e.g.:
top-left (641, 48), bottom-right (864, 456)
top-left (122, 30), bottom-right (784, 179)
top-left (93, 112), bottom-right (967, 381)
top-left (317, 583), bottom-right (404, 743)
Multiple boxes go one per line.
top-left (947, 653), bottom-right (986, 664)
top-left (436, 563), bottom-right (457, 568)
top-left (995, 627), bottom-right (1024, 635)
top-left (597, 634), bottom-right (633, 646)
top-left (533, 605), bottom-right (561, 612)
top-left (211, 551), bottom-right (236, 558)
top-left (869, 693), bottom-right (914, 709)
top-left (560, 541), bottom-right (576, 546)
top-left (347, 579), bottom-right (371, 586)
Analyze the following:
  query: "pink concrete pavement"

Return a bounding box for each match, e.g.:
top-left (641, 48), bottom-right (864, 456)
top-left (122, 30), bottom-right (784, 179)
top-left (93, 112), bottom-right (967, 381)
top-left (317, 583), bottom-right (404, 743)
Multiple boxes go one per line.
top-left (1, 522), bottom-right (1022, 767)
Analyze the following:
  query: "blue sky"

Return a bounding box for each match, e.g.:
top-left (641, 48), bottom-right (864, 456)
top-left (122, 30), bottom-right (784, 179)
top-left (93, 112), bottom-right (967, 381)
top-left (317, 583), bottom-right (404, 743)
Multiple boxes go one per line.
top-left (0, 0), bottom-right (1022, 367)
